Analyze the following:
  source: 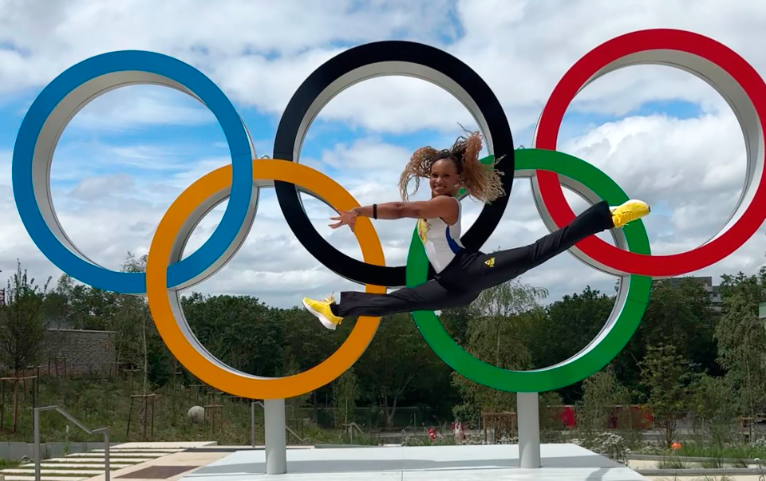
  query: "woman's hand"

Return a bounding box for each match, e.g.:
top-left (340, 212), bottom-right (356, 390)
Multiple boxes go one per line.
top-left (330, 209), bottom-right (358, 232)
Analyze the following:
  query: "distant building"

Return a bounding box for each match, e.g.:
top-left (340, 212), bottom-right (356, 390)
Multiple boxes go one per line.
top-left (662, 276), bottom-right (722, 310)
top-left (43, 328), bottom-right (116, 376)
top-left (0, 329), bottom-right (116, 377)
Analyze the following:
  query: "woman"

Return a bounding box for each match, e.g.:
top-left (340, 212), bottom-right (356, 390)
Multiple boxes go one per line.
top-left (302, 132), bottom-right (649, 330)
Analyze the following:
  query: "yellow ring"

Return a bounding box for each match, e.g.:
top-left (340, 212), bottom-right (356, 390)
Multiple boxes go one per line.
top-left (146, 160), bottom-right (385, 399)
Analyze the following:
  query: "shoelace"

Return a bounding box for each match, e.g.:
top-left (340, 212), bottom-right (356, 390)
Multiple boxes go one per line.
top-left (618, 209), bottom-right (640, 223)
top-left (325, 292), bottom-right (341, 324)
top-left (612, 204), bottom-right (642, 225)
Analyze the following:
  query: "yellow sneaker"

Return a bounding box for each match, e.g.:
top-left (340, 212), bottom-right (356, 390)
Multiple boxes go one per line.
top-left (302, 294), bottom-right (343, 330)
top-left (610, 199), bottom-right (651, 228)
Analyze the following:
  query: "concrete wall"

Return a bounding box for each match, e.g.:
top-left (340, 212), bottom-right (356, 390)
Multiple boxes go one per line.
top-left (0, 441), bottom-right (115, 461)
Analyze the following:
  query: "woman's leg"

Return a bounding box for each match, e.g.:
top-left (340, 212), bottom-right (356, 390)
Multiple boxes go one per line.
top-left (331, 197), bottom-right (610, 320)
top-left (334, 280), bottom-right (479, 318)
top-left (304, 280), bottom-right (479, 330)
top-left (469, 200), bottom-right (618, 291)
top-left (305, 199), bottom-right (648, 328)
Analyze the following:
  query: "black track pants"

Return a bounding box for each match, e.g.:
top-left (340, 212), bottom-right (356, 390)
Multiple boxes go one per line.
top-left (333, 201), bottom-right (615, 318)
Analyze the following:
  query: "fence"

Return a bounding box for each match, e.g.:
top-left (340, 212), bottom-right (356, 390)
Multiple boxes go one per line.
top-left (285, 406), bottom-right (438, 431)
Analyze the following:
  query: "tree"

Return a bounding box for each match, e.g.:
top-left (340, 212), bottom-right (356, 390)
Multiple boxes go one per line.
top-left (450, 279), bottom-right (546, 422)
top-left (642, 279), bottom-right (716, 368)
top-left (354, 312), bottom-right (446, 428)
top-left (532, 286), bottom-right (614, 402)
top-left (538, 286), bottom-right (613, 367)
top-left (438, 305), bottom-right (473, 346)
top-left (54, 274), bottom-right (119, 331)
top-left (576, 367), bottom-right (631, 440)
top-left (574, 367), bottom-right (636, 458)
top-left (472, 278), bottom-right (548, 318)
top-left (0, 261), bottom-right (50, 373)
top-left (639, 344), bottom-right (693, 447)
top-left (0, 261), bottom-right (50, 432)
top-left (118, 253), bottom-right (152, 392)
top-left (182, 292), bottom-right (285, 377)
top-left (688, 373), bottom-right (737, 445)
top-left (673, 278), bottom-right (717, 374)
top-left (714, 277), bottom-right (766, 439)
top-left (611, 278), bottom-right (715, 397)
top-left (333, 368), bottom-right (359, 428)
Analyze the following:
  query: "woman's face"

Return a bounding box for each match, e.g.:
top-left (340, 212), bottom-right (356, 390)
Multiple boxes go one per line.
top-left (429, 158), bottom-right (461, 197)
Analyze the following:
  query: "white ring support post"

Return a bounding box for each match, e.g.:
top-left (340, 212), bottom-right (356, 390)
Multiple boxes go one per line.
top-left (264, 399), bottom-right (287, 474)
top-left (518, 392), bottom-right (541, 469)
top-left (251, 401), bottom-right (256, 448)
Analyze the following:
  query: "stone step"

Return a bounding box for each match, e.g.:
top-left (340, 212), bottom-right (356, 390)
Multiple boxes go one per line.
top-left (43, 457), bottom-right (148, 464)
top-left (110, 442), bottom-right (215, 449)
top-left (20, 463), bottom-right (133, 469)
top-left (93, 448), bottom-right (182, 453)
top-left (3, 476), bottom-right (90, 481)
top-left (2, 469), bottom-right (104, 476)
top-left (67, 452), bottom-right (165, 458)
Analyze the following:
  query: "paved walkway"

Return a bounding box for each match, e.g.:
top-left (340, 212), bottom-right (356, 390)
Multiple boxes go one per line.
top-left (0, 442), bottom-right (217, 481)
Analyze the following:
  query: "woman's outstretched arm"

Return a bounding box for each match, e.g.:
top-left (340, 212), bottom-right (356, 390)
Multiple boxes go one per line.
top-left (330, 196), bottom-right (458, 231)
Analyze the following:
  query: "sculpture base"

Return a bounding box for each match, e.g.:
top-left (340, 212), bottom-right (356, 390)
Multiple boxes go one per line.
top-left (181, 443), bottom-right (646, 480)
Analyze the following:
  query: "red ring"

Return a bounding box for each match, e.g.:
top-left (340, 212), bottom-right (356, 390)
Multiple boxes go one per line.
top-left (534, 29), bottom-right (766, 277)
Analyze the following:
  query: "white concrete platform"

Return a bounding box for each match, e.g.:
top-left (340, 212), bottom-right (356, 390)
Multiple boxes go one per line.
top-left (180, 444), bottom-right (647, 480)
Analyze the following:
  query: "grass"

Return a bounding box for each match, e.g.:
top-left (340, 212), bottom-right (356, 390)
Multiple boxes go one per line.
top-left (699, 457), bottom-right (724, 469)
top-left (5, 374), bottom-right (766, 477)
top-left (700, 458), bottom-right (726, 469)
top-left (0, 458), bottom-right (20, 469)
top-left (674, 441), bottom-right (766, 460)
top-left (658, 456), bottom-right (689, 469)
top-left (0, 375), bottom-right (369, 447)
top-left (2, 374), bottom-right (488, 461)
top-left (730, 457), bottom-right (749, 468)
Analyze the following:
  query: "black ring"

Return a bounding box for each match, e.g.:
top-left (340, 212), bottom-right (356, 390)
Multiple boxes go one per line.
top-left (273, 40), bottom-right (514, 287)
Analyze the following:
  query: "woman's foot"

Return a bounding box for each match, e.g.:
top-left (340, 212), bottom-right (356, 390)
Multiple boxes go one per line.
top-left (302, 295), bottom-right (343, 330)
top-left (610, 199), bottom-right (650, 228)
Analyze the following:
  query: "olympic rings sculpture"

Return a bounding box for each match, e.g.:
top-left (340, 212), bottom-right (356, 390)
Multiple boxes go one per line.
top-left (12, 28), bottom-right (766, 398)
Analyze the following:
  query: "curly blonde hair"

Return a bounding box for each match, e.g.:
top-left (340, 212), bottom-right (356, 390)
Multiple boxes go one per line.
top-left (398, 131), bottom-right (504, 203)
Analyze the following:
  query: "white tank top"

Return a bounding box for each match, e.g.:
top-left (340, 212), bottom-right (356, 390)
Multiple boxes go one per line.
top-left (416, 197), bottom-right (464, 273)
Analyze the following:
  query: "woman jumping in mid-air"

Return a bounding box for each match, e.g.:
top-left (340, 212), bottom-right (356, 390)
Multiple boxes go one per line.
top-left (302, 131), bottom-right (650, 330)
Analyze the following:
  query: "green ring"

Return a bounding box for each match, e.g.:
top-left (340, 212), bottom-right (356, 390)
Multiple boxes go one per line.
top-left (406, 148), bottom-right (652, 392)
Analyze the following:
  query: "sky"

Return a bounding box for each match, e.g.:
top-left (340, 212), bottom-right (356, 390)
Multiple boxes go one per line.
top-left (1, 0), bottom-right (765, 310)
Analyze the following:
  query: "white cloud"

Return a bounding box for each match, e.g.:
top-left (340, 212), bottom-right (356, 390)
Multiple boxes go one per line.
top-left (67, 87), bottom-right (216, 132)
top-left (0, 0), bottom-right (456, 91)
top-left (0, 0), bottom-right (461, 132)
top-left (5, 105), bottom-right (766, 310)
top-left (3, 1), bottom-right (766, 314)
top-left (318, 138), bottom-right (412, 172)
top-left (5, 0), bottom-right (766, 137)
top-left (0, 150), bottom-right (11, 187)
top-left (558, 110), bottom-right (747, 248)
top-left (69, 173), bottom-right (136, 200)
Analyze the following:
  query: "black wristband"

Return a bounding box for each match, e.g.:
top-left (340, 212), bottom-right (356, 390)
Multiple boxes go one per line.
top-left (372, 204), bottom-right (377, 219)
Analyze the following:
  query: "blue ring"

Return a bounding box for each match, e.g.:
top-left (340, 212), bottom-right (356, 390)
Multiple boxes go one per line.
top-left (12, 50), bottom-right (253, 294)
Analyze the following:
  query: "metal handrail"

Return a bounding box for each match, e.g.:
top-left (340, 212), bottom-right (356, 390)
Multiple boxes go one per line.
top-left (250, 401), bottom-right (309, 446)
top-left (34, 405), bottom-right (110, 481)
top-left (342, 422), bottom-right (365, 443)
top-left (345, 422), bottom-right (365, 435)
top-left (285, 425), bottom-right (309, 443)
